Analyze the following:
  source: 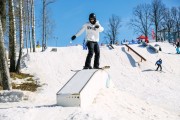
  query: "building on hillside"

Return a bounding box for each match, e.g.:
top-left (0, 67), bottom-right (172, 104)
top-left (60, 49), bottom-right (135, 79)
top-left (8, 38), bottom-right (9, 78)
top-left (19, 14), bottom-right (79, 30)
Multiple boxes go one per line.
top-left (158, 28), bottom-right (180, 43)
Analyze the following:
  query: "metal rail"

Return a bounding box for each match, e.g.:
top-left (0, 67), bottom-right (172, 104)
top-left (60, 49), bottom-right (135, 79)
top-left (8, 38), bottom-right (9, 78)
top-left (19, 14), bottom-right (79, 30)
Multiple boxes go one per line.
top-left (125, 44), bottom-right (146, 62)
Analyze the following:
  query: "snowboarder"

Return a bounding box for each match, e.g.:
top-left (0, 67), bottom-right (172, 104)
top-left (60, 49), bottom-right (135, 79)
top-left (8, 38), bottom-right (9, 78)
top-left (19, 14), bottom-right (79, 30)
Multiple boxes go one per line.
top-left (155, 59), bottom-right (162, 71)
top-left (71, 13), bottom-right (104, 69)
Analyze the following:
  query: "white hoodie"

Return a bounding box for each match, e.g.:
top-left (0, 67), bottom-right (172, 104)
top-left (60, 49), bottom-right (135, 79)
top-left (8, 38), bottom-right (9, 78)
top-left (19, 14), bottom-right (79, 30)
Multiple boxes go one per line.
top-left (75, 20), bottom-right (104, 42)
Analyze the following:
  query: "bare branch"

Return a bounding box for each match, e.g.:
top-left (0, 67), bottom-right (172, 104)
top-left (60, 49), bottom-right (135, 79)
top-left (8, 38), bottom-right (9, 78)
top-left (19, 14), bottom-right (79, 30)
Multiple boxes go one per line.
top-left (130, 3), bottom-right (152, 38)
top-left (104, 15), bottom-right (121, 44)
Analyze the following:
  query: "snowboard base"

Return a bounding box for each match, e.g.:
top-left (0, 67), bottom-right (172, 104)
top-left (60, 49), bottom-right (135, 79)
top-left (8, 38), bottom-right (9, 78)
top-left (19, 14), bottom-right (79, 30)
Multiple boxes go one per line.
top-left (155, 70), bottom-right (165, 73)
top-left (71, 66), bottom-right (110, 72)
top-left (99, 66), bottom-right (110, 70)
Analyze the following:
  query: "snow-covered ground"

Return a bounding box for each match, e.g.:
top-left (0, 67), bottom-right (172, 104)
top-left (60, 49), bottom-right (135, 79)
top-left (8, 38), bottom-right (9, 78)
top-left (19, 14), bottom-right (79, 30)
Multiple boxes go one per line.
top-left (0, 42), bottom-right (180, 120)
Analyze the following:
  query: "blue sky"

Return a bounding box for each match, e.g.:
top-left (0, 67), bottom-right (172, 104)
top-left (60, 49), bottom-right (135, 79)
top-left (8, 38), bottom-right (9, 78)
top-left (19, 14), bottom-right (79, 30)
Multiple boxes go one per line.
top-left (35, 0), bottom-right (180, 47)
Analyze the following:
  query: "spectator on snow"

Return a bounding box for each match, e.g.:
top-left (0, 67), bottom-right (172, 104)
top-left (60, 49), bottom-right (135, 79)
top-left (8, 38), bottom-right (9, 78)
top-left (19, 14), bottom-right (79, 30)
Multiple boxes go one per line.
top-left (155, 59), bottom-right (162, 71)
top-left (43, 44), bottom-right (47, 50)
top-left (71, 13), bottom-right (104, 69)
top-left (176, 38), bottom-right (180, 54)
top-left (159, 46), bottom-right (162, 51)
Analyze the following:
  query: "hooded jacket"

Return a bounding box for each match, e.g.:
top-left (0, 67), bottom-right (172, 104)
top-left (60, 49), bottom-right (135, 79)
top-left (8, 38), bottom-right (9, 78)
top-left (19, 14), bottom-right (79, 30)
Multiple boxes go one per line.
top-left (156, 59), bottom-right (162, 65)
top-left (75, 20), bottom-right (104, 42)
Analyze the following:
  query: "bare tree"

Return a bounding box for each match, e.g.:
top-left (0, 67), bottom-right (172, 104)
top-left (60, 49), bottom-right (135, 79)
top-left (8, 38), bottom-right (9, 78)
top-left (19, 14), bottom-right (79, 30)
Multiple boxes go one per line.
top-left (151, 0), bottom-right (166, 42)
top-left (9, 0), bottom-right (17, 72)
top-left (104, 15), bottom-right (121, 44)
top-left (23, 0), bottom-right (29, 53)
top-left (171, 7), bottom-right (180, 38)
top-left (31, 0), bottom-right (36, 52)
top-left (45, 10), bottom-right (55, 44)
top-left (130, 3), bottom-right (152, 39)
top-left (42, 0), bottom-right (56, 51)
top-left (16, 0), bottom-right (23, 73)
top-left (27, 0), bottom-right (32, 52)
top-left (0, 17), bottom-right (11, 90)
top-left (161, 8), bottom-right (174, 42)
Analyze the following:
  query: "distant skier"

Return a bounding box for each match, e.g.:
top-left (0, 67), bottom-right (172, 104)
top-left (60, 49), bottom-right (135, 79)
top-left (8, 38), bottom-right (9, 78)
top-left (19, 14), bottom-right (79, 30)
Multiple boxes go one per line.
top-left (71, 13), bottom-right (104, 69)
top-left (155, 59), bottom-right (162, 71)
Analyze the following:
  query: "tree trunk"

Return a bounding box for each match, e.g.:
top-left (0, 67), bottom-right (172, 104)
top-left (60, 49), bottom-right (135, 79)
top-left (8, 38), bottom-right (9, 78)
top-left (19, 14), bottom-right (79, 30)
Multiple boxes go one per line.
top-left (16, 0), bottom-right (23, 73)
top-left (31, 0), bottom-right (36, 52)
top-left (42, 0), bottom-right (45, 51)
top-left (25, 24), bottom-right (28, 53)
top-left (9, 0), bottom-right (17, 72)
top-left (27, 0), bottom-right (32, 52)
top-left (45, 15), bottom-right (47, 47)
top-left (0, 17), bottom-right (11, 90)
top-left (0, 0), bottom-right (6, 33)
top-left (168, 29), bottom-right (170, 42)
top-left (26, 0), bottom-right (30, 53)
top-left (155, 24), bottom-right (158, 42)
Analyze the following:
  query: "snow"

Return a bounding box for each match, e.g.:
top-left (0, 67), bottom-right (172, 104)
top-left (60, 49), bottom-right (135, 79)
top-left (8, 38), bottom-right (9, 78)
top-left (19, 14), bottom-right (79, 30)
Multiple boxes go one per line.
top-left (0, 90), bottom-right (24, 102)
top-left (0, 42), bottom-right (180, 120)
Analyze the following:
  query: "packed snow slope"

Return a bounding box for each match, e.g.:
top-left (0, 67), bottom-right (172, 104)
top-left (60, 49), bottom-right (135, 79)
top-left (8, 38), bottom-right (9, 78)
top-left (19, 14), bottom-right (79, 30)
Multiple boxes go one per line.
top-left (0, 42), bottom-right (180, 120)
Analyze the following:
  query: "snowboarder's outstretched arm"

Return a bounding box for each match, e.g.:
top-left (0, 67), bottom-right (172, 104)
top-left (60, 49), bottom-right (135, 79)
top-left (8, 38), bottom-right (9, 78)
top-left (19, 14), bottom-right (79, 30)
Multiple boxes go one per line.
top-left (75, 24), bottom-right (86, 37)
top-left (71, 24), bottom-right (86, 40)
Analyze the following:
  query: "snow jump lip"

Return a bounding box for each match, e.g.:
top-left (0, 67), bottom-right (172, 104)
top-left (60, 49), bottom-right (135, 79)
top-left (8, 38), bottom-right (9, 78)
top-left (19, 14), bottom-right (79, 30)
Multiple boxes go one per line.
top-left (56, 69), bottom-right (110, 107)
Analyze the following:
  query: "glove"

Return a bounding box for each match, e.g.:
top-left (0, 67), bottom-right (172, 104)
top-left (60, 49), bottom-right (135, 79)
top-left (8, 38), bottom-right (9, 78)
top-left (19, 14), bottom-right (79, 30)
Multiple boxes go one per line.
top-left (95, 25), bottom-right (99, 29)
top-left (71, 35), bottom-right (76, 40)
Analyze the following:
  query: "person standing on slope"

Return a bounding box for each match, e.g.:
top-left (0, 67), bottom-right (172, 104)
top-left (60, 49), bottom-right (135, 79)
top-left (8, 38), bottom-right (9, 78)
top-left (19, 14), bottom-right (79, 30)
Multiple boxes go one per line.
top-left (155, 59), bottom-right (162, 71)
top-left (175, 38), bottom-right (180, 54)
top-left (71, 13), bottom-right (104, 69)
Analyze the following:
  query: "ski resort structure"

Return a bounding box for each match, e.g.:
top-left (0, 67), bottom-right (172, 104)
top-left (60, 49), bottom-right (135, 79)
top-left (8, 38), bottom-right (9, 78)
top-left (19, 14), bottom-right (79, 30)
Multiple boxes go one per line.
top-left (56, 69), bottom-right (110, 107)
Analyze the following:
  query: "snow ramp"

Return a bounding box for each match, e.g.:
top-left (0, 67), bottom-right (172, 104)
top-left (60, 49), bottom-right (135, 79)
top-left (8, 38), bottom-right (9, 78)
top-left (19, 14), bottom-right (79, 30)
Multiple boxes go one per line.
top-left (56, 69), bottom-right (110, 107)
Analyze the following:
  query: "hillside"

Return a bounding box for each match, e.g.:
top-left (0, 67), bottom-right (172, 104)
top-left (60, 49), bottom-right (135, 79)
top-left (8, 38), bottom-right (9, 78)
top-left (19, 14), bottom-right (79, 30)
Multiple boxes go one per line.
top-left (0, 42), bottom-right (180, 120)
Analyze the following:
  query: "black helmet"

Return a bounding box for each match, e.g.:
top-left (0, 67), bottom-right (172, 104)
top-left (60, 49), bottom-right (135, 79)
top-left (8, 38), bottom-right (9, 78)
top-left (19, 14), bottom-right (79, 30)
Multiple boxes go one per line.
top-left (89, 13), bottom-right (96, 24)
top-left (89, 13), bottom-right (96, 19)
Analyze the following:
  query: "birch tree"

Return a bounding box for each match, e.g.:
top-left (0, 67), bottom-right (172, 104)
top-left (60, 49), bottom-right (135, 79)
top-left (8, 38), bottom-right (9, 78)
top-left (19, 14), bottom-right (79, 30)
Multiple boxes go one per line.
top-left (0, 0), bottom-right (6, 33)
top-left (24, 0), bottom-right (29, 53)
top-left (16, 0), bottom-right (23, 73)
top-left (27, 0), bottom-right (32, 52)
top-left (42, 0), bottom-right (56, 51)
top-left (31, 0), bottom-right (36, 52)
top-left (9, 0), bottom-right (17, 72)
top-left (0, 17), bottom-right (11, 90)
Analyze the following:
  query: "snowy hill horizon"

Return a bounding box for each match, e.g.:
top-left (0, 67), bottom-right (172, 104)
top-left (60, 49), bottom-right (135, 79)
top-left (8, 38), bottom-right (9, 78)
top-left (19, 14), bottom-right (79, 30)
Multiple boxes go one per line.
top-left (0, 42), bottom-right (180, 120)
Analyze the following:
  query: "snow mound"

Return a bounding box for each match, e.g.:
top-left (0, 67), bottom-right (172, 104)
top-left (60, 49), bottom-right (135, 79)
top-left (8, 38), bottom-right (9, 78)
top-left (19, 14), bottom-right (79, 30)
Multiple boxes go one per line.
top-left (0, 90), bottom-right (27, 103)
top-left (0, 42), bottom-right (180, 120)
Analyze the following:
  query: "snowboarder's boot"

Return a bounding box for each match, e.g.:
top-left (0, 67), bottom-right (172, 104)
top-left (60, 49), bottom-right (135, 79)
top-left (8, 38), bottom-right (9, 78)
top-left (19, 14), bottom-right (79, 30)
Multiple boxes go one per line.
top-left (93, 66), bottom-right (101, 69)
top-left (83, 66), bottom-right (92, 69)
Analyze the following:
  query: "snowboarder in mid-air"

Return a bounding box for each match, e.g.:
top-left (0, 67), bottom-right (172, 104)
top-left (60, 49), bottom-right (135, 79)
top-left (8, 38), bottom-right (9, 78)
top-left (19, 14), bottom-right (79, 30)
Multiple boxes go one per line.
top-left (155, 59), bottom-right (162, 71)
top-left (71, 13), bottom-right (104, 69)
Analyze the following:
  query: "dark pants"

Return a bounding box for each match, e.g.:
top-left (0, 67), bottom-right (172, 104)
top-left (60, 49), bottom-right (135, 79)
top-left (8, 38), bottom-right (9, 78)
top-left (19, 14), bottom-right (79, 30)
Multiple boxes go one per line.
top-left (156, 64), bottom-right (162, 71)
top-left (85, 41), bottom-right (100, 68)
